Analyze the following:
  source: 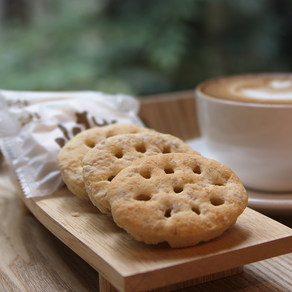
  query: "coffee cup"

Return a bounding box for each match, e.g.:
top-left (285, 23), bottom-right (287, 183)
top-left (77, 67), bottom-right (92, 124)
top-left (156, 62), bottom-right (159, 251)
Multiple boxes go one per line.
top-left (195, 73), bottom-right (292, 193)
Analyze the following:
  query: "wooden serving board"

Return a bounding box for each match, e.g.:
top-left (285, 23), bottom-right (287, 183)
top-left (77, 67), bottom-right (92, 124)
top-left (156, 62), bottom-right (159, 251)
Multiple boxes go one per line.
top-left (17, 183), bottom-right (292, 292)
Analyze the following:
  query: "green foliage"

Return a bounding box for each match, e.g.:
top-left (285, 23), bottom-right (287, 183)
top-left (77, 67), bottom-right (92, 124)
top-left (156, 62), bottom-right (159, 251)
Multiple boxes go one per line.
top-left (0, 0), bottom-right (291, 96)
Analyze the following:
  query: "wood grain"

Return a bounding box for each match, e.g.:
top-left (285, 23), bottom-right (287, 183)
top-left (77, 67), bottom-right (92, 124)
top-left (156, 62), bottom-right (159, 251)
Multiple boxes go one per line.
top-left (2, 169), bottom-right (292, 292)
top-left (139, 91), bottom-right (201, 141)
top-left (0, 168), bottom-right (99, 292)
top-left (99, 267), bottom-right (243, 292)
top-left (14, 179), bottom-right (292, 292)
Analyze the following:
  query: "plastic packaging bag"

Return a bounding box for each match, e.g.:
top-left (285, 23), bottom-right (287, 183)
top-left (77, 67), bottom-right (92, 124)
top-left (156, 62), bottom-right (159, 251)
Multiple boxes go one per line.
top-left (0, 90), bottom-right (144, 198)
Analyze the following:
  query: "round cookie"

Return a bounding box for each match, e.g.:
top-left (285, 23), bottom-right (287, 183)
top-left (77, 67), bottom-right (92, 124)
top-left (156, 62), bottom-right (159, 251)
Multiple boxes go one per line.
top-left (57, 124), bottom-right (152, 200)
top-left (82, 132), bottom-right (201, 215)
top-left (108, 153), bottom-right (248, 248)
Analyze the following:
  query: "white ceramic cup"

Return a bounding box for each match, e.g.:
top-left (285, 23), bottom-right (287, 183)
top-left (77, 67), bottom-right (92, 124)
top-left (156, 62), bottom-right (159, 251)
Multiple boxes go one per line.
top-left (195, 73), bottom-right (292, 193)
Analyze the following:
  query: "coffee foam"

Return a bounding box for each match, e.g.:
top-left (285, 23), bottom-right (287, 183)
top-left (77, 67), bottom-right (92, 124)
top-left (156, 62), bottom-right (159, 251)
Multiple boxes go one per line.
top-left (199, 74), bottom-right (292, 104)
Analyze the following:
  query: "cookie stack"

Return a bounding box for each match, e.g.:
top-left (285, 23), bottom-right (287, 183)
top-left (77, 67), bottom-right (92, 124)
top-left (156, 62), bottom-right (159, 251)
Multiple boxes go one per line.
top-left (57, 124), bottom-right (248, 248)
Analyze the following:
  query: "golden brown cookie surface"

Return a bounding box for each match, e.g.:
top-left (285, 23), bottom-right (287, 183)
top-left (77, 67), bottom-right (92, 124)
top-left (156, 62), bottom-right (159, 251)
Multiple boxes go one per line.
top-left (57, 124), bottom-right (152, 200)
top-left (108, 153), bottom-right (248, 248)
top-left (82, 132), bottom-right (201, 214)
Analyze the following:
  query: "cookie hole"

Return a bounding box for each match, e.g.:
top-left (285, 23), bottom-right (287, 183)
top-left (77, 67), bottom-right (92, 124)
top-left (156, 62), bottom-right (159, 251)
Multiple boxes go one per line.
top-left (135, 194), bottom-right (151, 201)
top-left (136, 144), bottom-right (146, 153)
top-left (162, 146), bottom-right (171, 154)
top-left (173, 186), bottom-right (183, 193)
top-left (213, 182), bottom-right (225, 186)
top-left (164, 168), bottom-right (174, 174)
top-left (192, 206), bottom-right (201, 215)
top-left (164, 208), bottom-right (172, 218)
top-left (115, 151), bottom-right (123, 159)
top-left (210, 197), bottom-right (225, 206)
top-left (85, 140), bottom-right (96, 148)
top-left (193, 165), bottom-right (201, 174)
top-left (213, 174), bottom-right (231, 186)
top-left (140, 169), bottom-right (151, 179)
top-left (107, 175), bottom-right (115, 182)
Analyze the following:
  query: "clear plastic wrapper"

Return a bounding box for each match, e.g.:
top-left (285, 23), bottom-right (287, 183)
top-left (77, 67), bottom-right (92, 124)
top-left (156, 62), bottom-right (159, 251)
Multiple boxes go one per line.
top-left (0, 90), bottom-right (144, 198)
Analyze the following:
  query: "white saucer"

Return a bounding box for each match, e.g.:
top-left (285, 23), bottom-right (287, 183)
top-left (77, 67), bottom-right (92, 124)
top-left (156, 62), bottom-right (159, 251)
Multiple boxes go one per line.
top-left (186, 137), bottom-right (292, 216)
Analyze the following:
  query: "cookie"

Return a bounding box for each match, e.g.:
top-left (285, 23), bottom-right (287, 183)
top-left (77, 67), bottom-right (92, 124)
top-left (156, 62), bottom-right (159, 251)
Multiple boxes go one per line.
top-left (57, 124), bottom-right (152, 200)
top-left (108, 153), bottom-right (248, 248)
top-left (82, 132), bottom-right (201, 215)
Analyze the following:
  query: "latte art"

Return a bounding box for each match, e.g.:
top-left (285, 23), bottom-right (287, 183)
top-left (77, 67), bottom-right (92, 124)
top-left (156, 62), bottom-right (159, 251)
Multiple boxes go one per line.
top-left (199, 74), bottom-right (292, 104)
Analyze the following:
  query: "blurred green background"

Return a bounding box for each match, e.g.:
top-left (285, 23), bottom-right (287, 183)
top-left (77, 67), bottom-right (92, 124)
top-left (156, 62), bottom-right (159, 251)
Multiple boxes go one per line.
top-left (0, 0), bottom-right (291, 97)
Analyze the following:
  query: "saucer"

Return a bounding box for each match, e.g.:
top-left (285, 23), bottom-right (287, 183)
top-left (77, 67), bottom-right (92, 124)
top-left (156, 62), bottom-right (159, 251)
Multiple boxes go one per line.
top-left (186, 137), bottom-right (292, 216)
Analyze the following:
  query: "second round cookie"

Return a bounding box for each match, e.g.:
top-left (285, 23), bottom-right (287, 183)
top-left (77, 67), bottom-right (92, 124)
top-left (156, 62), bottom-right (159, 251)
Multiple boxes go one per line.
top-left (82, 132), bottom-right (201, 215)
